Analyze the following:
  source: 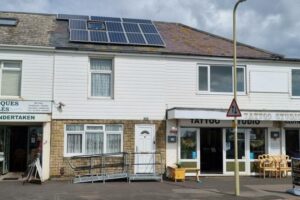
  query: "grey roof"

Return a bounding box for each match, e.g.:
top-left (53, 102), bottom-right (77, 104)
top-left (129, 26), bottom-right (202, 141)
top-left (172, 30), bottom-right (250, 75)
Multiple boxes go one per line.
top-left (0, 11), bottom-right (289, 60)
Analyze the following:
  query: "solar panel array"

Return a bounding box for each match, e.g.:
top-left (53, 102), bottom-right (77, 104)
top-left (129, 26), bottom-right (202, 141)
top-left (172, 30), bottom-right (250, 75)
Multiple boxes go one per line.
top-left (57, 14), bottom-right (165, 47)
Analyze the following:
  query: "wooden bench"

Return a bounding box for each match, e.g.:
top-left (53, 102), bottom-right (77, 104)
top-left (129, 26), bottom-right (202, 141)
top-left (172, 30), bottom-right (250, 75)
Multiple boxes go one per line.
top-left (184, 168), bottom-right (201, 182)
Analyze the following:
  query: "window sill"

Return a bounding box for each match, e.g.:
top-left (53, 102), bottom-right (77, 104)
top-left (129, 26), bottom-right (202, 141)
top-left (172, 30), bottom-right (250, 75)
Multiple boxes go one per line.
top-left (0, 96), bottom-right (22, 100)
top-left (87, 96), bottom-right (114, 100)
top-left (195, 92), bottom-right (247, 96)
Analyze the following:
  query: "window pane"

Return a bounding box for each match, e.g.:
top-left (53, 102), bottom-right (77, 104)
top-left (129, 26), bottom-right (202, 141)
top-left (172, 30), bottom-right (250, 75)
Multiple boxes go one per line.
top-left (292, 69), bottom-right (300, 96)
top-left (226, 129), bottom-right (245, 159)
top-left (86, 126), bottom-right (103, 131)
top-left (237, 68), bottom-right (245, 92)
top-left (66, 125), bottom-right (84, 131)
top-left (180, 128), bottom-right (197, 159)
top-left (0, 18), bottom-right (17, 26)
top-left (106, 134), bottom-right (121, 153)
top-left (1, 70), bottom-right (21, 96)
top-left (106, 125), bottom-right (123, 132)
top-left (86, 132), bottom-right (103, 154)
top-left (3, 62), bottom-right (21, 69)
top-left (210, 66), bottom-right (232, 92)
top-left (91, 73), bottom-right (111, 97)
top-left (250, 128), bottom-right (265, 159)
top-left (198, 67), bottom-right (208, 91)
top-left (67, 134), bottom-right (82, 153)
top-left (90, 59), bottom-right (112, 70)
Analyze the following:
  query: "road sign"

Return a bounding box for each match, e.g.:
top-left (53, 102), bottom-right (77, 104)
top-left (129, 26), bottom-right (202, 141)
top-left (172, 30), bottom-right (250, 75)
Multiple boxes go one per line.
top-left (227, 98), bottom-right (241, 117)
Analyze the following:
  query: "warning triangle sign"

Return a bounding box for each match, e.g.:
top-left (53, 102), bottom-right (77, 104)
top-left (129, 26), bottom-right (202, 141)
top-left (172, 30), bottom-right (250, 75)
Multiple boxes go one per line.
top-left (226, 98), bottom-right (242, 117)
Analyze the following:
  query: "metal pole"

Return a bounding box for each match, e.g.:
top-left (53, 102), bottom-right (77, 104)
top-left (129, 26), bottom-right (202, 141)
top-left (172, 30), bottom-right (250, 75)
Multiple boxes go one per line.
top-left (233, 0), bottom-right (246, 196)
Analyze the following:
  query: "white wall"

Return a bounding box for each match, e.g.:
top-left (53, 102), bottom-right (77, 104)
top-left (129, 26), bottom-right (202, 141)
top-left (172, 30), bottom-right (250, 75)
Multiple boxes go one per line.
top-left (53, 53), bottom-right (166, 120)
top-left (0, 50), bottom-right (54, 100)
top-left (52, 53), bottom-right (300, 120)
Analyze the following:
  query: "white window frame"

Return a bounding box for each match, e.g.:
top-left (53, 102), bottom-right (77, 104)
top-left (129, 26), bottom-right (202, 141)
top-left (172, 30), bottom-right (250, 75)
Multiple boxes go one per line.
top-left (64, 124), bottom-right (123, 157)
top-left (88, 57), bottom-right (114, 99)
top-left (290, 68), bottom-right (300, 98)
top-left (0, 61), bottom-right (22, 98)
top-left (197, 65), bottom-right (246, 95)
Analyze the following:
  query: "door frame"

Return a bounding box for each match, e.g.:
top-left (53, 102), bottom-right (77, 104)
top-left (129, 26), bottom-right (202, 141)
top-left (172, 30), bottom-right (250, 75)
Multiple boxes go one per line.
top-left (134, 124), bottom-right (156, 174)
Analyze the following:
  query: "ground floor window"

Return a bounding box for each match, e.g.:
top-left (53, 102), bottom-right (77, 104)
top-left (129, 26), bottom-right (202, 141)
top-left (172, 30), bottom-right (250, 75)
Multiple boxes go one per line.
top-left (285, 129), bottom-right (300, 158)
top-left (65, 124), bottom-right (123, 156)
top-left (180, 128), bottom-right (197, 160)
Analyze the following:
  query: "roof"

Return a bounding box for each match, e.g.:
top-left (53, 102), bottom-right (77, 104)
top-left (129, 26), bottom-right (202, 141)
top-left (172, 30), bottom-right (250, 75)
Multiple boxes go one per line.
top-left (0, 11), bottom-right (287, 60)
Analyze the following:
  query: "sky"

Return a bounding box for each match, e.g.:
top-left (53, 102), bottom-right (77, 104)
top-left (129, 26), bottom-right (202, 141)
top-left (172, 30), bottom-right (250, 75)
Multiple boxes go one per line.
top-left (1, 0), bottom-right (300, 58)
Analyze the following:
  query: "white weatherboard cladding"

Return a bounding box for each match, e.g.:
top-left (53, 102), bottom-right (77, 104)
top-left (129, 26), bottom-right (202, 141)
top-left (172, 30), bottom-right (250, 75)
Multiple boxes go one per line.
top-left (250, 71), bottom-right (289, 93)
top-left (0, 51), bottom-right (53, 100)
top-left (165, 60), bottom-right (300, 112)
top-left (53, 54), bottom-right (166, 119)
top-left (52, 54), bottom-right (300, 120)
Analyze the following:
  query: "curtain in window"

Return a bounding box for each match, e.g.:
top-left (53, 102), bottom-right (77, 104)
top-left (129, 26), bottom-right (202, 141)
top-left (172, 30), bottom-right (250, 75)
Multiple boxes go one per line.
top-left (106, 134), bottom-right (121, 153)
top-left (91, 73), bottom-right (111, 97)
top-left (86, 132), bottom-right (103, 154)
top-left (1, 70), bottom-right (21, 96)
top-left (90, 59), bottom-right (112, 70)
top-left (67, 134), bottom-right (82, 153)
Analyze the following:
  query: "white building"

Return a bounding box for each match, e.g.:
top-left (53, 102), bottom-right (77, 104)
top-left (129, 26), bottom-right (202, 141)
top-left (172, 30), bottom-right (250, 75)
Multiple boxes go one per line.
top-left (0, 11), bottom-right (299, 179)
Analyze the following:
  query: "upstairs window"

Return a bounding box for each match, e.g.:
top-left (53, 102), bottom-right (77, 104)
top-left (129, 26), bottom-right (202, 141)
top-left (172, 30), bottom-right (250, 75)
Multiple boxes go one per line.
top-left (292, 69), bottom-right (300, 96)
top-left (0, 18), bottom-right (17, 26)
top-left (89, 58), bottom-right (113, 98)
top-left (198, 65), bottom-right (245, 94)
top-left (0, 62), bottom-right (22, 96)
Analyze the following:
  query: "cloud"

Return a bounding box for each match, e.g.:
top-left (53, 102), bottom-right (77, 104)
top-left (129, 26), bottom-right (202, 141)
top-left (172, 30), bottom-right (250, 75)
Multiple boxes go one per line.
top-left (1, 0), bottom-right (300, 58)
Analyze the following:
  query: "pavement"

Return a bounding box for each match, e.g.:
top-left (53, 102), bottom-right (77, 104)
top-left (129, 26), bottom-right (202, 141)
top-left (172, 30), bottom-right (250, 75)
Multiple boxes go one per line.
top-left (0, 176), bottom-right (299, 200)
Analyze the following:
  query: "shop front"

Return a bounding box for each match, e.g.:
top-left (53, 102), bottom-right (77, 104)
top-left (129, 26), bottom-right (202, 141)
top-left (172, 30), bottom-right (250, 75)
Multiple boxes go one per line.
top-left (166, 108), bottom-right (300, 176)
top-left (0, 100), bottom-right (52, 180)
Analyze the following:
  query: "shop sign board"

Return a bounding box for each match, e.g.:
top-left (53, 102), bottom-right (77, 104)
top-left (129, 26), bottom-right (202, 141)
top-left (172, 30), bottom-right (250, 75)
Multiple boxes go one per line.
top-left (0, 100), bottom-right (52, 113)
top-left (0, 114), bottom-right (51, 122)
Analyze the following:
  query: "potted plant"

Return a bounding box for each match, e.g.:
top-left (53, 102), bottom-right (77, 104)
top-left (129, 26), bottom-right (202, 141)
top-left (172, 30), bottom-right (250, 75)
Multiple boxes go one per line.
top-left (167, 162), bottom-right (186, 182)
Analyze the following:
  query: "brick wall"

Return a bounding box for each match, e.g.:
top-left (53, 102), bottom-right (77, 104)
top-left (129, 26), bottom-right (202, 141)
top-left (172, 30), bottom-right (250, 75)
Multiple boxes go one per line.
top-left (50, 119), bottom-right (166, 177)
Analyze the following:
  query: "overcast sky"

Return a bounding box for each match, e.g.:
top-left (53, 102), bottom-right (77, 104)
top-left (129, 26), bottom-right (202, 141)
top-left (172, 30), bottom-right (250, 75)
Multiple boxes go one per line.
top-left (1, 0), bottom-right (300, 58)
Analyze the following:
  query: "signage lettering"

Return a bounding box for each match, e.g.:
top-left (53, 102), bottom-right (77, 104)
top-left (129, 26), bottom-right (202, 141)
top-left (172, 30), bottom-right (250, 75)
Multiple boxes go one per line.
top-left (0, 100), bottom-right (51, 113)
top-left (244, 112), bottom-right (300, 121)
top-left (0, 115), bottom-right (35, 120)
top-left (190, 119), bottom-right (261, 125)
top-left (191, 119), bottom-right (221, 124)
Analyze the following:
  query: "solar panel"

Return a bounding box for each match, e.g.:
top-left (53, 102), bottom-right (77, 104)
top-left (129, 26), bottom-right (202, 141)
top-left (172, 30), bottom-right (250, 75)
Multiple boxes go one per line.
top-left (90, 31), bottom-right (108, 42)
top-left (57, 14), bottom-right (89, 20)
top-left (69, 19), bottom-right (87, 29)
top-left (91, 16), bottom-right (121, 22)
top-left (70, 30), bottom-right (89, 41)
top-left (108, 32), bottom-right (127, 43)
top-left (144, 34), bottom-right (164, 46)
top-left (139, 24), bottom-right (158, 34)
top-left (106, 22), bottom-right (124, 32)
top-left (122, 18), bottom-right (152, 24)
top-left (126, 33), bottom-right (146, 44)
top-left (61, 13), bottom-right (165, 47)
top-left (123, 23), bottom-right (141, 33)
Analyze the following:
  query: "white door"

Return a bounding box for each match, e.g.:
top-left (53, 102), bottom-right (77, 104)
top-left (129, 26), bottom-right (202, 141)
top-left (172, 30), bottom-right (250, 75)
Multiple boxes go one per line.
top-left (134, 124), bottom-right (156, 174)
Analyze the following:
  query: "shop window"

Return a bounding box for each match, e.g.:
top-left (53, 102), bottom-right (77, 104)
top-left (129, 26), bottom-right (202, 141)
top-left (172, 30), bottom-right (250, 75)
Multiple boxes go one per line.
top-left (0, 62), bottom-right (21, 96)
top-left (65, 124), bottom-right (123, 156)
top-left (226, 129), bottom-right (245, 159)
top-left (89, 58), bottom-right (113, 98)
top-left (180, 128), bottom-right (197, 160)
top-left (292, 69), bottom-right (300, 96)
top-left (249, 128), bottom-right (266, 159)
top-left (198, 65), bottom-right (245, 93)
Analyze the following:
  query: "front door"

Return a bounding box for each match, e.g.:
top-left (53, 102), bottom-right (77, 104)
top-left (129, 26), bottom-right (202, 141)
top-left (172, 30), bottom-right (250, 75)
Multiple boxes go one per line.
top-left (285, 129), bottom-right (300, 158)
top-left (200, 128), bottom-right (223, 173)
top-left (134, 124), bottom-right (156, 174)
